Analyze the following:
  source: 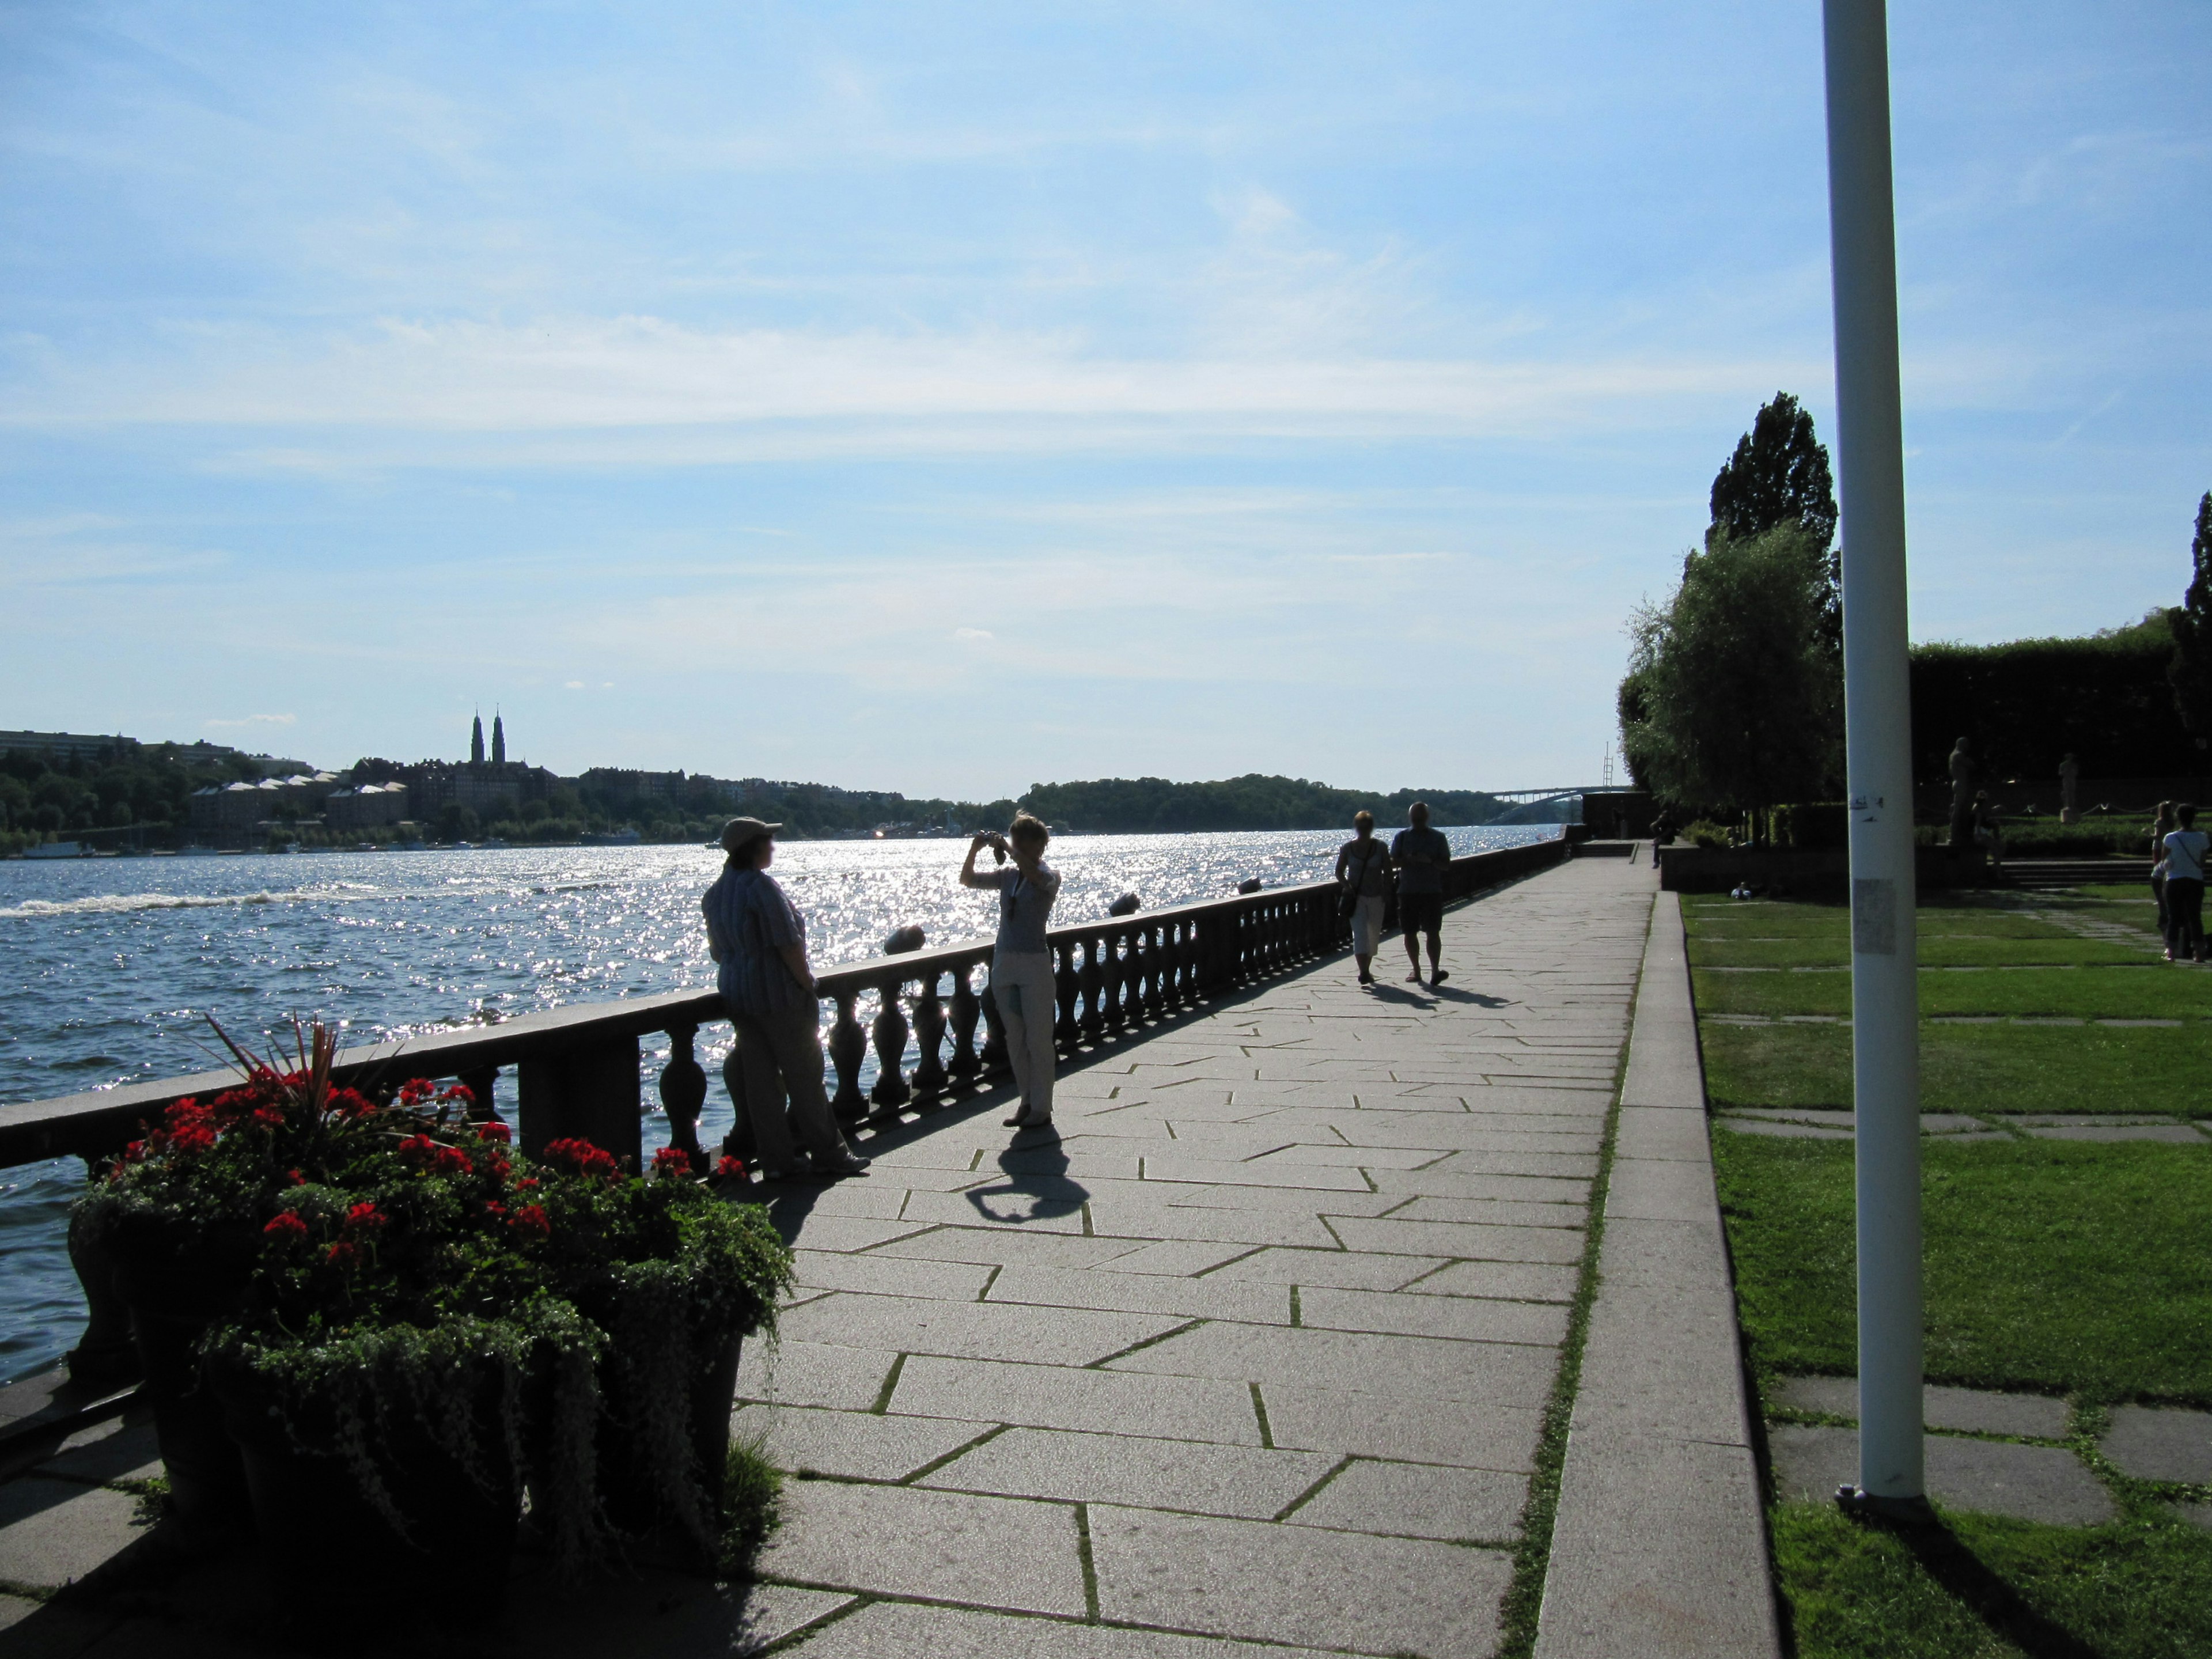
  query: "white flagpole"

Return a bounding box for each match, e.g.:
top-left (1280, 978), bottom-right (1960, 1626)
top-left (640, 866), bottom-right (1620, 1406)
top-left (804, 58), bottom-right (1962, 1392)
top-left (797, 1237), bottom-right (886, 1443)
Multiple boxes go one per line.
top-left (1821, 0), bottom-right (1926, 1512)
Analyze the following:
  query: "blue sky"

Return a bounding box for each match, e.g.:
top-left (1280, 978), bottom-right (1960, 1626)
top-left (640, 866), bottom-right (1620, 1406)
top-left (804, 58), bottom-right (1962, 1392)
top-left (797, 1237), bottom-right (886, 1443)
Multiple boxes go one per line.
top-left (3, 2), bottom-right (2206, 800)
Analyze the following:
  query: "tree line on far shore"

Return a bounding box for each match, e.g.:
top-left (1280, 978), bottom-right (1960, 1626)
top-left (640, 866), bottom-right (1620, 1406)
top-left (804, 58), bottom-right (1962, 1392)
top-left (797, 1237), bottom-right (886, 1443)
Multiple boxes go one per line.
top-left (1618, 390), bottom-right (2212, 828)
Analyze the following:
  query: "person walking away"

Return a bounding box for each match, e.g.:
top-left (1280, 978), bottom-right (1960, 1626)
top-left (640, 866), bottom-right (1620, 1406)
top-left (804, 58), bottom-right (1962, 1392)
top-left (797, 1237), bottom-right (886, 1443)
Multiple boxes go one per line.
top-left (1971, 791), bottom-right (2004, 871)
top-left (962, 815), bottom-right (1062, 1130)
top-left (2161, 804), bottom-right (2209, 964)
top-left (1391, 802), bottom-right (1453, 986)
top-left (1946, 737), bottom-right (1976, 847)
top-left (1335, 812), bottom-right (1393, 987)
top-left (2150, 802), bottom-right (2176, 937)
top-left (702, 817), bottom-right (871, 1180)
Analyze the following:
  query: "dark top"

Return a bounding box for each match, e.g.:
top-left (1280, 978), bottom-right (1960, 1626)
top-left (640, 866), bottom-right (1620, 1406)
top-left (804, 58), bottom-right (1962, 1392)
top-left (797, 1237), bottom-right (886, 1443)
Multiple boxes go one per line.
top-left (1390, 826), bottom-right (1453, 895)
top-left (702, 865), bottom-right (809, 1016)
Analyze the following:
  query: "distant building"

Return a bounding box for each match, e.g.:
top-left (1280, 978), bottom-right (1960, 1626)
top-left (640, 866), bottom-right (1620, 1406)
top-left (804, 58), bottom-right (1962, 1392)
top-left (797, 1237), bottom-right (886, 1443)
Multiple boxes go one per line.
top-left (0, 730), bottom-right (139, 765)
top-left (399, 717), bottom-right (552, 821)
top-left (324, 782), bottom-right (410, 830)
top-left (188, 772), bottom-right (343, 837)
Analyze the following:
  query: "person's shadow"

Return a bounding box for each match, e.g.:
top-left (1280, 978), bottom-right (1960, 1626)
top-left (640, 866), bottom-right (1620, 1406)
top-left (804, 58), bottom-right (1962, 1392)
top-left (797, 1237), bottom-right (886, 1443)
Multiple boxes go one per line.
top-left (969, 1133), bottom-right (1086, 1223)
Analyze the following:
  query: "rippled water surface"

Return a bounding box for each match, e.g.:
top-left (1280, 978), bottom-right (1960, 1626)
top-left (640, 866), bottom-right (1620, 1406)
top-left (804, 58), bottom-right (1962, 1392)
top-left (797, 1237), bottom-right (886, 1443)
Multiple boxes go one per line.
top-left (0, 824), bottom-right (1557, 1380)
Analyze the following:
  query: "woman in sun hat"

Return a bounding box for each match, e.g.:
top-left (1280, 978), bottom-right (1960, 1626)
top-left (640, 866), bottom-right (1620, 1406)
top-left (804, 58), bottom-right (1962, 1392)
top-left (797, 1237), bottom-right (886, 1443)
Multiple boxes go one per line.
top-left (960, 813), bottom-right (1062, 1131)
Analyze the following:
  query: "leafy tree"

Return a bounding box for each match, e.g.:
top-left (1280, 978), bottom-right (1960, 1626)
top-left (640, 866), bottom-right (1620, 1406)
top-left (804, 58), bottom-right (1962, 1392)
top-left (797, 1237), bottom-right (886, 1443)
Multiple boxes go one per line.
top-left (1710, 392), bottom-right (1840, 643)
top-left (1619, 525), bottom-right (1843, 823)
top-left (2165, 491), bottom-right (2212, 748)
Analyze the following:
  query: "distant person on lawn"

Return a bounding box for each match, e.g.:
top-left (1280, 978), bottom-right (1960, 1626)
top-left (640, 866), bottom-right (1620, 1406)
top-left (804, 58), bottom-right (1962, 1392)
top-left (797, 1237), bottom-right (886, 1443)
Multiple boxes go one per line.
top-left (2161, 803), bottom-right (2208, 964)
top-left (1335, 810), bottom-right (1393, 987)
top-left (1392, 802), bottom-right (1452, 986)
top-left (702, 817), bottom-right (871, 1180)
top-left (2151, 801), bottom-right (2176, 936)
top-left (961, 814), bottom-right (1062, 1132)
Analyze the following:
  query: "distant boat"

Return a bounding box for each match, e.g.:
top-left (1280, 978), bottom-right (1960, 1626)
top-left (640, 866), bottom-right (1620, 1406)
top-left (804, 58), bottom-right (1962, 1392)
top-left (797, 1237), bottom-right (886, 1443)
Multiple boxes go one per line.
top-left (450, 840), bottom-right (474, 850)
top-left (24, 842), bottom-right (85, 859)
top-left (177, 845), bottom-right (221, 857)
top-left (354, 843), bottom-right (377, 853)
top-left (579, 828), bottom-right (641, 846)
top-left (479, 837), bottom-right (509, 849)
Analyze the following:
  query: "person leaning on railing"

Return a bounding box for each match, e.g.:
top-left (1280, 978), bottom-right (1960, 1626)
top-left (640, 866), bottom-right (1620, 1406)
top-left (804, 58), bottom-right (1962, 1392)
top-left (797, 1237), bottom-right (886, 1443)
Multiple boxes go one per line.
top-left (960, 813), bottom-right (1061, 1133)
top-left (702, 816), bottom-right (871, 1181)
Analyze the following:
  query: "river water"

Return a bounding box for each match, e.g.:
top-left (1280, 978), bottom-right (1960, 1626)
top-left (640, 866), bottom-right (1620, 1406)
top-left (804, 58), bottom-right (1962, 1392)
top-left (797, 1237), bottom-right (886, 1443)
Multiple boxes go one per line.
top-left (0, 823), bottom-right (1558, 1381)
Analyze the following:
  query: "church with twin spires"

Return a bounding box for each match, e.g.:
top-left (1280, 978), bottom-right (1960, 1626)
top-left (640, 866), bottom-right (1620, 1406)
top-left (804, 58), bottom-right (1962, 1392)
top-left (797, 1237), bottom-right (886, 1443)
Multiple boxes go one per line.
top-left (397, 711), bottom-right (552, 822)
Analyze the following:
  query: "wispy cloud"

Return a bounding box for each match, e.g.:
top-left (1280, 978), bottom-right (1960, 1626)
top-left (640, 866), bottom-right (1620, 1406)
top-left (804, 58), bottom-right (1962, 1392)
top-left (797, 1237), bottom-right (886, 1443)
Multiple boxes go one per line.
top-left (203, 712), bottom-right (296, 729)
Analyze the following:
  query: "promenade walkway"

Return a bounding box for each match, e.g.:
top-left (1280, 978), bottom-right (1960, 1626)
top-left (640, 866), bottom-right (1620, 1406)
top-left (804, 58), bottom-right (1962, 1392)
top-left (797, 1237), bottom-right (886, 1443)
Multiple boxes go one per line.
top-left (0, 854), bottom-right (1778, 1659)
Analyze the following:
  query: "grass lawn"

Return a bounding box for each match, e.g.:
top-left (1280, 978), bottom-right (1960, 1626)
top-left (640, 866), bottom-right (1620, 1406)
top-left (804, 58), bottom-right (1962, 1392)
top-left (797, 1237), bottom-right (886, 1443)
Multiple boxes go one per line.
top-left (1712, 1134), bottom-right (2212, 1400)
top-left (1695, 963), bottom-right (2210, 1021)
top-left (1687, 889), bottom-right (2212, 1654)
top-left (1772, 1502), bottom-right (2212, 1659)
top-left (1702, 1021), bottom-right (2212, 1119)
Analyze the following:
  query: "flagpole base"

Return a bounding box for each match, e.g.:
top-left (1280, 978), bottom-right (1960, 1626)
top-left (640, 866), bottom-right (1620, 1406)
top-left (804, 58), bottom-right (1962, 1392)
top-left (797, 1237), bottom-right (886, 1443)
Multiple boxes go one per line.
top-left (1835, 1485), bottom-right (1937, 1527)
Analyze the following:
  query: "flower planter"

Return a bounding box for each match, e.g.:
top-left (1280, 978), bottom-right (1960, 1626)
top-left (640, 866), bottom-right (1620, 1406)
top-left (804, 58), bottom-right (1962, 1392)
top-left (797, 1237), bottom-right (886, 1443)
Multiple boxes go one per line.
top-left (115, 1252), bottom-right (253, 1540)
top-left (596, 1332), bottom-right (744, 1555)
top-left (217, 1369), bottom-right (518, 1628)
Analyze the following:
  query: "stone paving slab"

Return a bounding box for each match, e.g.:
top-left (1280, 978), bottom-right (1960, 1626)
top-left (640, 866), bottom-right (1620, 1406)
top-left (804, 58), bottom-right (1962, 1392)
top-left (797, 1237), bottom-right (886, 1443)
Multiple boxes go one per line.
top-left (0, 1478), bottom-right (149, 1589)
top-left (919, 1426), bottom-right (1334, 1518)
top-left (758, 1480), bottom-right (1088, 1616)
top-left (1088, 1502), bottom-right (1513, 1657)
top-left (2101, 1404), bottom-right (2212, 1484)
top-left (731, 1403), bottom-right (991, 1482)
top-left (782, 1602), bottom-right (1341, 1658)
top-left (1284, 1456), bottom-right (1525, 1541)
top-left (1769, 1424), bottom-right (2116, 1525)
top-left (1770, 1374), bottom-right (2073, 1440)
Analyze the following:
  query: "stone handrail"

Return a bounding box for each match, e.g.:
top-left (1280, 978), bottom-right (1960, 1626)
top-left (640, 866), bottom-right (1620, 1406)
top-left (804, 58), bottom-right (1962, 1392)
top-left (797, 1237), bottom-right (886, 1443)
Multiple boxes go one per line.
top-left (0, 834), bottom-right (1573, 1175)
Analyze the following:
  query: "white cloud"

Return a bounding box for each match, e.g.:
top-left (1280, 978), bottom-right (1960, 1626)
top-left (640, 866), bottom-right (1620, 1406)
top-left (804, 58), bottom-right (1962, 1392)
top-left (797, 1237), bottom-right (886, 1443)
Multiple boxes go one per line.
top-left (563, 679), bottom-right (587, 689)
top-left (203, 712), bottom-right (297, 728)
top-left (954, 627), bottom-right (993, 641)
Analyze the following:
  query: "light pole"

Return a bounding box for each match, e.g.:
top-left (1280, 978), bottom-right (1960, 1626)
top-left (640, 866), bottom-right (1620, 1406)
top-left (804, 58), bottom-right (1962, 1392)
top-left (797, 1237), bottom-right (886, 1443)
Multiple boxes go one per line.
top-left (1821, 0), bottom-right (1927, 1515)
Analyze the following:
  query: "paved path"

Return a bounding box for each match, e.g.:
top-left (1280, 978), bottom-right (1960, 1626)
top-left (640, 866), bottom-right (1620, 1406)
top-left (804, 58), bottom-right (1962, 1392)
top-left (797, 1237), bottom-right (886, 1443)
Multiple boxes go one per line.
top-left (743, 856), bottom-right (1655, 1658)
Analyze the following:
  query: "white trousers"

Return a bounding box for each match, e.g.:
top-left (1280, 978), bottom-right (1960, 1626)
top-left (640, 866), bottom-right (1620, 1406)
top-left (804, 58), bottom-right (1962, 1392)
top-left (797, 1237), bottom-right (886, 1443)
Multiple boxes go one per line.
top-left (993, 950), bottom-right (1059, 1121)
top-left (1350, 895), bottom-right (1386, 956)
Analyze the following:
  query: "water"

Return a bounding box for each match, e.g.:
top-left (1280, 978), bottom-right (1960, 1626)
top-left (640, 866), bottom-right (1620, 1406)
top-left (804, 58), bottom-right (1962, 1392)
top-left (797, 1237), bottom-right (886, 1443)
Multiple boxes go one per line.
top-left (0, 823), bottom-right (1558, 1380)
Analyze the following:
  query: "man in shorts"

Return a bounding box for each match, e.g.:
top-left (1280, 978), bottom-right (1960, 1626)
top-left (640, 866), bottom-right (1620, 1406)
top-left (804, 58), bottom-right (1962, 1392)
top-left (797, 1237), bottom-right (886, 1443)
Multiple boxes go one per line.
top-left (1391, 802), bottom-right (1452, 986)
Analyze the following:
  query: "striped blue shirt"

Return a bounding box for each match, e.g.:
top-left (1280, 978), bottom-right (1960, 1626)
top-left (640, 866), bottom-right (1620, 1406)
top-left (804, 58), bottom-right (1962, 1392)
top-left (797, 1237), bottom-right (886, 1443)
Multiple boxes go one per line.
top-left (702, 866), bottom-right (810, 1016)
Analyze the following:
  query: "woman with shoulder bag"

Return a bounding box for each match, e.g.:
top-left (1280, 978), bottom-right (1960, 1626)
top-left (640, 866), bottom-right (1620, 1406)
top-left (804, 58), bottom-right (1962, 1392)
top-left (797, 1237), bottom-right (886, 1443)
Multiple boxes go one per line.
top-left (1335, 811), bottom-right (1393, 987)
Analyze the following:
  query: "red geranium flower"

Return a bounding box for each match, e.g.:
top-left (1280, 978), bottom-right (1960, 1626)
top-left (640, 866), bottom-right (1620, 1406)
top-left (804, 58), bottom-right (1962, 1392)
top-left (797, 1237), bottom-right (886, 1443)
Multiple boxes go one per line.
top-left (507, 1205), bottom-right (551, 1240)
top-left (397, 1079), bottom-right (436, 1107)
top-left (342, 1202), bottom-right (387, 1235)
top-left (263, 1211), bottom-right (310, 1244)
top-left (286, 1168), bottom-right (306, 1186)
top-left (398, 1134), bottom-right (474, 1177)
top-left (543, 1138), bottom-right (619, 1180)
top-left (325, 1240), bottom-right (362, 1270)
top-left (475, 1120), bottom-right (512, 1145)
top-left (652, 1146), bottom-right (693, 1179)
top-left (714, 1155), bottom-right (747, 1180)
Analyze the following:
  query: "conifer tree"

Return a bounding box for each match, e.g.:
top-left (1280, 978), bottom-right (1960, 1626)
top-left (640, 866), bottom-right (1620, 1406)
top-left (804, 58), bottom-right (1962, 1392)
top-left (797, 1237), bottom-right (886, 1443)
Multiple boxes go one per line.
top-left (1709, 392), bottom-right (1840, 643)
top-left (2166, 491), bottom-right (2212, 744)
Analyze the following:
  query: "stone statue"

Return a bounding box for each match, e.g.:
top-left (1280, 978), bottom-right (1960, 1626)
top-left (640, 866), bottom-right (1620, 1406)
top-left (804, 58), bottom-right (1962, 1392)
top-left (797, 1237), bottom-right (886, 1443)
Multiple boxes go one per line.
top-left (2059, 753), bottom-right (2080, 825)
top-left (1947, 737), bottom-right (1976, 847)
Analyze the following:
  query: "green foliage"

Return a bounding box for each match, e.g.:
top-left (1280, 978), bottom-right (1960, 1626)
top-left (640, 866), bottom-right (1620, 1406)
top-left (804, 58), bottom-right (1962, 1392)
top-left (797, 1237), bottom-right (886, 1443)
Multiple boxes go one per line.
top-left (0, 739), bottom-right (274, 842)
top-left (717, 1430), bottom-right (784, 1580)
top-left (1910, 611), bottom-right (2190, 787)
top-left (2166, 491), bottom-right (2212, 743)
top-left (1014, 775), bottom-right (1513, 835)
top-left (1620, 525), bottom-right (1843, 817)
top-left (1773, 802), bottom-right (1848, 849)
top-left (1707, 391), bottom-right (1839, 643)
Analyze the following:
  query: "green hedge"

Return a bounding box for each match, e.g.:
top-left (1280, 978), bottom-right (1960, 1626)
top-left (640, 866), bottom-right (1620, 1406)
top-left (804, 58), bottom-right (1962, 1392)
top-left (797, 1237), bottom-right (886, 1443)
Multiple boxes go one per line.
top-left (1772, 802), bottom-right (1847, 849)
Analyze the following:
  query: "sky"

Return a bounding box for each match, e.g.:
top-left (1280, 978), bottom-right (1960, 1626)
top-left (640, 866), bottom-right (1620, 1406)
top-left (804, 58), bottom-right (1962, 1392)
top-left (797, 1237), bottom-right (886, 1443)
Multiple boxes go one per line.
top-left (2, 2), bottom-right (2206, 801)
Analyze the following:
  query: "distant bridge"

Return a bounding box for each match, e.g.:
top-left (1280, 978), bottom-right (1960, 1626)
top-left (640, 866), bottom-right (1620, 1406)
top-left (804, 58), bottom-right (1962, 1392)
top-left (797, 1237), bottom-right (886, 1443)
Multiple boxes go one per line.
top-left (1484, 785), bottom-right (1609, 804)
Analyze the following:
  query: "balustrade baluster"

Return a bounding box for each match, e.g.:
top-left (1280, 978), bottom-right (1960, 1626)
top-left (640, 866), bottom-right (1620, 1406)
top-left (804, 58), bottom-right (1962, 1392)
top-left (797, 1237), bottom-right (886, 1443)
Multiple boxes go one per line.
top-left (1078, 937), bottom-right (1105, 1043)
top-left (1054, 942), bottom-right (1081, 1050)
top-left (1099, 931), bottom-right (1126, 1035)
top-left (1177, 918), bottom-right (1199, 1003)
top-left (1144, 922), bottom-right (1167, 1018)
top-left (1118, 927), bottom-right (1141, 1027)
top-left (458, 1065), bottom-right (500, 1123)
top-left (870, 978), bottom-right (912, 1113)
top-left (657, 1023), bottom-right (707, 1165)
top-left (827, 990), bottom-right (868, 1122)
top-left (911, 970), bottom-right (949, 1101)
top-left (980, 973), bottom-right (1010, 1074)
top-left (948, 963), bottom-right (982, 1085)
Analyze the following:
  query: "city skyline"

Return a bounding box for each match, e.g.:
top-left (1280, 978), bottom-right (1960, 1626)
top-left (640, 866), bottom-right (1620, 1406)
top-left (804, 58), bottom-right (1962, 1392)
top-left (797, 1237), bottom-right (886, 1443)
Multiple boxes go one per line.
top-left (3, 3), bottom-right (2206, 800)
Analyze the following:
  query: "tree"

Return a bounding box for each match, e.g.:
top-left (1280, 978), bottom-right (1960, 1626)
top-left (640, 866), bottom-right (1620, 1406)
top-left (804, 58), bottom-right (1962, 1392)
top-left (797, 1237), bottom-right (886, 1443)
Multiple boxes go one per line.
top-left (1619, 525), bottom-right (1843, 823)
top-left (2165, 491), bottom-right (2212, 747)
top-left (1710, 392), bottom-right (1840, 643)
